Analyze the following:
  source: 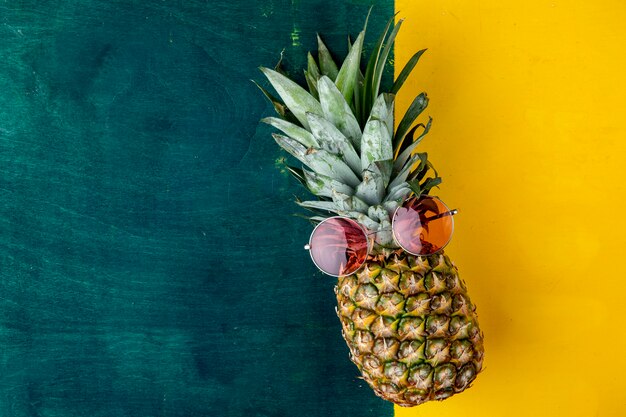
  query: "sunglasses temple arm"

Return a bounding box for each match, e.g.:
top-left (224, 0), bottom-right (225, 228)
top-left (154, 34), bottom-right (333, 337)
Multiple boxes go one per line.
top-left (425, 209), bottom-right (458, 222)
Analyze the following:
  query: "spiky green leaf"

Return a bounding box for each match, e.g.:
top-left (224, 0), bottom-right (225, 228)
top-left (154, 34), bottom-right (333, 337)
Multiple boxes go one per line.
top-left (252, 80), bottom-right (300, 125)
top-left (407, 178), bottom-right (421, 195)
top-left (297, 200), bottom-right (342, 213)
top-left (303, 148), bottom-right (360, 188)
top-left (317, 76), bottom-right (362, 151)
top-left (394, 118), bottom-right (432, 171)
top-left (303, 169), bottom-right (353, 198)
top-left (305, 53), bottom-right (321, 99)
top-left (391, 49), bottom-right (427, 95)
top-left (285, 165), bottom-right (307, 187)
top-left (262, 117), bottom-right (319, 148)
top-left (260, 67), bottom-right (323, 130)
top-left (355, 213), bottom-right (380, 231)
top-left (385, 182), bottom-right (411, 202)
top-left (308, 216), bottom-right (327, 224)
top-left (413, 152), bottom-right (429, 175)
top-left (396, 123), bottom-right (422, 156)
top-left (316, 35), bottom-right (339, 81)
top-left (385, 95), bottom-right (394, 139)
top-left (383, 199), bottom-right (402, 215)
top-left (331, 190), bottom-right (369, 213)
top-left (368, 93), bottom-right (395, 139)
top-left (361, 119), bottom-right (392, 172)
top-left (368, 205), bottom-right (390, 223)
top-left (366, 206), bottom-right (395, 246)
top-left (307, 52), bottom-right (321, 80)
top-left (420, 176), bottom-right (442, 194)
top-left (304, 70), bottom-right (319, 100)
top-left (395, 116), bottom-right (432, 162)
top-left (296, 203), bottom-right (337, 220)
top-left (272, 133), bottom-right (308, 164)
top-left (409, 159), bottom-right (436, 183)
top-left (306, 112), bottom-right (361, 175)
top-left (369, 92), bottom-right (390, 120)
top-left (374, 159), bottom-right (393, 188)
top-left (371, 94), bottom-right (394, 146)
top-left (393, 92), bottom-right (428, 149)
top-left (354, 77), bottom-right (363, 126)
top-left (355, 163), bottom-right (385, 206)
top-left (388, 153), bottom-right (422, 190)
top-left (362, 15), bottom-right (394, 122)
top-left (335, 31), bottom-right (364, 105)
top-left (361, 95), bottom-right (393, 172)
top-left (373, 19), bottom-right (403, 106)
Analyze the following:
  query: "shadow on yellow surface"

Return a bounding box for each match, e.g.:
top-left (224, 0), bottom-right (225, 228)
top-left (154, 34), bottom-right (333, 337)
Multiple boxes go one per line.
top-left (395, 1), bottom-right (626, 416)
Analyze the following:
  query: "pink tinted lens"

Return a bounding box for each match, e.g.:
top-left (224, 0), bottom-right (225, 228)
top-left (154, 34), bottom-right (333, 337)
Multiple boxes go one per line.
top-left (309, 218), bottom-right (368, 276)
top-left (392, 196), bottom-right (454, 256)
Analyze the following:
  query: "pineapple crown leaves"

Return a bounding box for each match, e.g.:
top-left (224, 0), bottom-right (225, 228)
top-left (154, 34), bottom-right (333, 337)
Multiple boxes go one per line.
top-left (256, 14), bottom-right (442, 247)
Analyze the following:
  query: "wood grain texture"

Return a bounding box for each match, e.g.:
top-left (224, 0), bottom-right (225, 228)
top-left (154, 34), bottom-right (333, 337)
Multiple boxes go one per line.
top-left (0, 1), bottom-right (393, 416)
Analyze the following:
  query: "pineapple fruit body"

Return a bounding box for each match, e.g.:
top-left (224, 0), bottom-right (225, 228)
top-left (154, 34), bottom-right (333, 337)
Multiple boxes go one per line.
top-left (336, 251), bottom-right (484, 406)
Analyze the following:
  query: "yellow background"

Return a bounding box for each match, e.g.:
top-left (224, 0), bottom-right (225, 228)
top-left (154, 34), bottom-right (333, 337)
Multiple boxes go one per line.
top-left (394, 1), bottom-right (626, 416)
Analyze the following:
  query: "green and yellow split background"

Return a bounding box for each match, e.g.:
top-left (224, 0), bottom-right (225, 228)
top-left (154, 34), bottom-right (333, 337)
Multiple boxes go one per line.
top-left (1, 1), bottom-right (625, 416)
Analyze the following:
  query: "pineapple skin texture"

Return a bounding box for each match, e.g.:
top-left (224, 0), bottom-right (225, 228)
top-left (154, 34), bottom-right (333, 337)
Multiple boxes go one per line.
top-left (335, 251), bottom-right (484, 407)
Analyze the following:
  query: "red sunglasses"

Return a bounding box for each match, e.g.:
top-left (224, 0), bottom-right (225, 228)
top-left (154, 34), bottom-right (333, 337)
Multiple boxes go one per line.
top-left (304, 195), bottom-right (457, 277)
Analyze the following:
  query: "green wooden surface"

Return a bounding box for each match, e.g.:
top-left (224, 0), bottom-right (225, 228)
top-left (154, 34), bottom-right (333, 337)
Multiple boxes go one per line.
top-left (0, 1), bottom-right (393, 416)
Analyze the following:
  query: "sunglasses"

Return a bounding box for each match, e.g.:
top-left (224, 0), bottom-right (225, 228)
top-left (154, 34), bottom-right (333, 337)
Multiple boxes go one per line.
top-left (304, 195), bottom-right (458, 277)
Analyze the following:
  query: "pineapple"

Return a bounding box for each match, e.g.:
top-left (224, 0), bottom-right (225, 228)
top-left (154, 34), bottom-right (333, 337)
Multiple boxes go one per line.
top-left (257, 16), bottom-right (484, 407)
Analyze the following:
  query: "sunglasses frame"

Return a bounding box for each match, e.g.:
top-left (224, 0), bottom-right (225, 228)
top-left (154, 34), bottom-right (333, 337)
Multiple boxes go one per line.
top-left (304, 195), bottom-right (457, 277)
top-left (390, 195), bottom-right (457, 257)
top-left (304, 215), bottom-right (372, 277)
